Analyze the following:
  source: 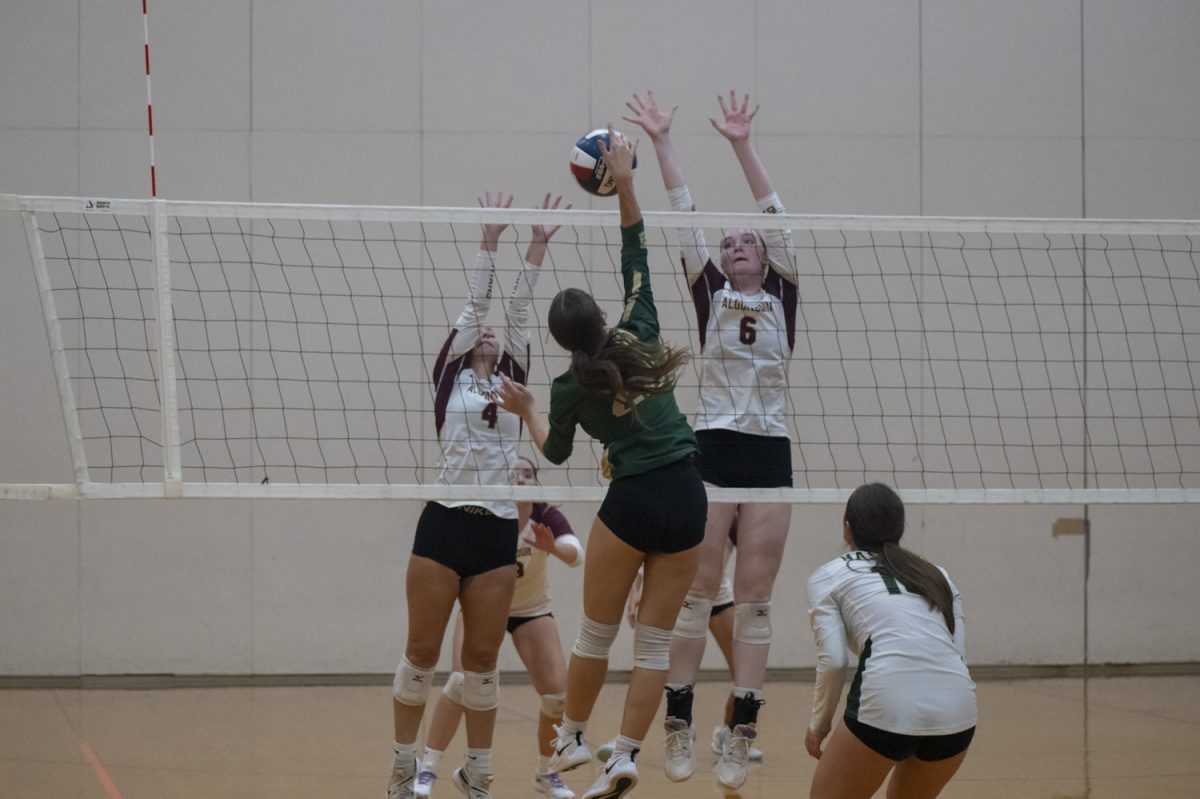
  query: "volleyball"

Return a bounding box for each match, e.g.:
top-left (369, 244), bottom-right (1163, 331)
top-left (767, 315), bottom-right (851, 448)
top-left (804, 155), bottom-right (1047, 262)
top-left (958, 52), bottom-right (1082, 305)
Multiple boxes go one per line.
top-left (569, 129), bottom-right (636, 196)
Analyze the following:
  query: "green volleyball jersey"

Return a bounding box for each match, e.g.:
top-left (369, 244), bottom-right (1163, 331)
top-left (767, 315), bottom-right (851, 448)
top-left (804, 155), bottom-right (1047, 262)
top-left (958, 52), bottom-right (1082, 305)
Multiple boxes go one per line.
top-left (543, 221), bottom-right (697, 479)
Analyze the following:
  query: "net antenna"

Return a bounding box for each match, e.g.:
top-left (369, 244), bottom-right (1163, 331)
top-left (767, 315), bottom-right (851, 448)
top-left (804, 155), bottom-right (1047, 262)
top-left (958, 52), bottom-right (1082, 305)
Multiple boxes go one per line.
top-left (141, 0), bottom-right (158, 199)
top-left (1, 193), bottom-right (1199, 505)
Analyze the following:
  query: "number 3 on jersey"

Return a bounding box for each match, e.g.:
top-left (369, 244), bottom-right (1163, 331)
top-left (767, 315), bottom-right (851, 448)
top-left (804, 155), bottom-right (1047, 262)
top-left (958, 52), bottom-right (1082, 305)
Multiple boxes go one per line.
top-left (481, 402), bottom-right (498, 428)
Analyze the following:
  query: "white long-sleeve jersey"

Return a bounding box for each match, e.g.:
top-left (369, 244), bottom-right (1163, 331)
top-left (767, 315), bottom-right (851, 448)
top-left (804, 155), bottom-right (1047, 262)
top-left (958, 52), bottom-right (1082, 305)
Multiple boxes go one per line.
top-left (807, 550), bottom-right (976, 737)
top-left (431, 250), bottom-right (541, 518)
top-left (668, 186), bottom-right (798, 439)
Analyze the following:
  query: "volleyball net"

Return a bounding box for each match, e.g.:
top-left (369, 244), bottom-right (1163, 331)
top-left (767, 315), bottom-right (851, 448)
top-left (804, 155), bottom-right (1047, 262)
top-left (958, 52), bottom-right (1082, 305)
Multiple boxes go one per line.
top-left (2, 193), bottom-right (1198, 504)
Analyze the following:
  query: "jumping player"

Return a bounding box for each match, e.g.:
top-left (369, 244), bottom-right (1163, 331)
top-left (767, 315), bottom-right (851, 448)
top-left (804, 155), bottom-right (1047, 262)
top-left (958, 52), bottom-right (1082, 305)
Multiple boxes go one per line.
top-left (624, 89), bottom-right (797, 793)
top-left (497, 126), bottom-right (706, 799)
top-left (385, 193), bottom-right (567, 799)
top-left (414, 456), bottom-right (583, 799)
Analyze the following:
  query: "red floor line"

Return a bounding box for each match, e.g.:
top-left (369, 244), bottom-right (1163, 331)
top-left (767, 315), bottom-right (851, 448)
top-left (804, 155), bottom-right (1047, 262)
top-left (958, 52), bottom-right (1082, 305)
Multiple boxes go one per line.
top-left (79, 741), bottom-right (126, 799)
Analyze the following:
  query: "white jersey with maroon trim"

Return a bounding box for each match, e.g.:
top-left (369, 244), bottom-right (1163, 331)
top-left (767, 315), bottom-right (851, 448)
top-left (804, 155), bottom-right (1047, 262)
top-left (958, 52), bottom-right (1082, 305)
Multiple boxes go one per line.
top-left (430, 250), bottom-right (539, 519)
top-left (669, 186), bottom-right (798, 439)
top-left (432, 355), bottom-right (522, 519)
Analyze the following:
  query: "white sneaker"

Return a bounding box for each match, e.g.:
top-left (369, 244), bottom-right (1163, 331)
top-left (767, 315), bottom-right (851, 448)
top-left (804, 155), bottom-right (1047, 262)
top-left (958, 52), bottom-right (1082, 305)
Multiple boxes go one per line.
top-left (451, 765), bottom-right (493, 799)
top-left (548, 724), bottom-right (593, 773)
top-left (662, 717), bottom-right (694, 781)
top-left (581, 753), bottom-right (638, 799)
top-left (412, 769), bottom-right (437, 799)
top-left (714, 723), bottom-right (756, 792)
top-left (711, 724), bottom-right (764, 761)
top-left (534, 770), bottom-right (575, 799)
top-left (386, 758), bottom-right (417, 799)
top-left (594, 737), bottom-right (616, 761)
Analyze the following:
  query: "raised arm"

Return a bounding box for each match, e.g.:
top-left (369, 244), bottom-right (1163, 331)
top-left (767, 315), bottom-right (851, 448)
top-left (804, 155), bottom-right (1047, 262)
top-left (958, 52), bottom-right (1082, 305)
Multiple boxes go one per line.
top-left (599, 124), bottom-right (640, 228)
top-left (711, 90), bottom-right (771, 200)
top-left (712, 91), bottom-right (796, 281)
top-left (504, 193), bottom-right (570, 375)
top-left (625, 90), bottom-right (710, 284)
top-left (434, 192), bottom-right (511, 382)
top-left (454, 192), bottom-right (511, 342)
top-left (522, 193), bottom-right (570, 269)
top-left (624, 90), bottom-right (684, 190)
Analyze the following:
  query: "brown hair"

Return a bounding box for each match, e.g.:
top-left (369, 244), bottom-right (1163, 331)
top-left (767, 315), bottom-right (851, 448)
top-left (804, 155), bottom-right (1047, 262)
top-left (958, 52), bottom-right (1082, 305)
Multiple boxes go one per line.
top-left (844, 483), bottom-right (955, 634)
top-left (547, 288), bottom-right (688, 415)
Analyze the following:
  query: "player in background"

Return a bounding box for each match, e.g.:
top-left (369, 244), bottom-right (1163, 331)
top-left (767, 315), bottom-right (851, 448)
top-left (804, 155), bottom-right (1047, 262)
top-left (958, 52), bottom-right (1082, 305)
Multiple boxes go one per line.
top-left (806, 483), bottom-right (976, 799)
top-left (414, 455), bottom-right (584, 799)
top-left (386, 193), bottom-right (567, 799)
top-left (624, 89), bottom-right (797, 793)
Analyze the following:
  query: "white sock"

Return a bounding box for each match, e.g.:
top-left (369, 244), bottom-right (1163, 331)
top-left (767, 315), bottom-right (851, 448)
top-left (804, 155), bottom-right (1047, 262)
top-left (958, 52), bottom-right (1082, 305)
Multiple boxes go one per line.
top-left (560, 715), bottom-right (587, 738)
top-left (393, 742), bottom-right (417, 771)
top-left (612, 734), bottom-right (642, 761)
top-left (420, 746), bottom-right (443, 774)
top-left (537, 754), bottom-right (552, 775)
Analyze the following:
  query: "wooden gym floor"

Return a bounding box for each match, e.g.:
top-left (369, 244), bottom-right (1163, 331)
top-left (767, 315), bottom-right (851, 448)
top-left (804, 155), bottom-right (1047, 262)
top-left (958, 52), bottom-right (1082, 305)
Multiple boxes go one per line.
top-left (2, 674), bottom-right (1199, 798)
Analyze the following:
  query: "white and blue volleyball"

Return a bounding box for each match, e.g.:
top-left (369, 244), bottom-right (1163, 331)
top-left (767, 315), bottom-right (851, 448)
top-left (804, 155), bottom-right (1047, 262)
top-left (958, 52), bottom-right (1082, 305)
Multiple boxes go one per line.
top-left (569, 129), bottom-right (636, 196)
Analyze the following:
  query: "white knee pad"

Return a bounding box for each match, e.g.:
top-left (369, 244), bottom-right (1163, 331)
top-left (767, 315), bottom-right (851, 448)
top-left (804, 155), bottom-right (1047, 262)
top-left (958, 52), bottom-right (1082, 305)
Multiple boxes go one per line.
top-left (673, 593), bottom-right (712, 640)
top-left (733, 602), bottom-right (773, 645)
top-left (461, 669), bottom-right (499, 711)
top-left (442, 671), bottom-right (465, 705)
top-left (572, 615), bottom-right (620, 660)
top-left (540, 692), bottom-right (567, 718)
top-left (392, 657), bottom-right (434, 706)
top-left (633, 622), bottom-right (673, 671)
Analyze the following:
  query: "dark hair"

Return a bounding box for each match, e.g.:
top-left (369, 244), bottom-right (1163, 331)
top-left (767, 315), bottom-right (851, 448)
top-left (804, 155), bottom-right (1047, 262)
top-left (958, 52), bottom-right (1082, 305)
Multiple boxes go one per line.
top-left (844, 483), bottom-right (955, 634)
top-left (547, 288), bottom-right (688, 414)
top-left (514, 454), bottom-right (538, 479)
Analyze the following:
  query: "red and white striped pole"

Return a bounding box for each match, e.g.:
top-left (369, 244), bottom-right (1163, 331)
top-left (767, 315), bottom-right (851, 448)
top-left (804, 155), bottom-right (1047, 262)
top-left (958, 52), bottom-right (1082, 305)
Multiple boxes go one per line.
top-left (141, 0), bottom-right (157, 197)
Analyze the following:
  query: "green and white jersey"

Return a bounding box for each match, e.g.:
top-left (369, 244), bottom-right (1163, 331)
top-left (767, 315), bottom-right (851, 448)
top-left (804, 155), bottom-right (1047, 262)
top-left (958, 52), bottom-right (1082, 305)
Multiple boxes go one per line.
top-left (543, 221), bottom-right (697, 480)
top-left (807, 550), bottom-right (976, 737)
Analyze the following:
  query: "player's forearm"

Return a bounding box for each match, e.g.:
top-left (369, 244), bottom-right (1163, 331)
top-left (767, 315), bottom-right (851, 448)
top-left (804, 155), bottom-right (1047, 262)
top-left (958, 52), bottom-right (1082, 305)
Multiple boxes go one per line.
top-left (651, 134), bottom-right (687, 191)
top-left (615, 175), bottom-right (641, 228)
top-left (729, 138), bottom-right (773, 201)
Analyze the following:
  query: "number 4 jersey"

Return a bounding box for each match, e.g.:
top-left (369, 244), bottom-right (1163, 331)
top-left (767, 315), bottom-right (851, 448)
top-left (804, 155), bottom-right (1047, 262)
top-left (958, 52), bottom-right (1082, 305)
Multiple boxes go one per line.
top-left (430, 249), bottom-right (540, 519)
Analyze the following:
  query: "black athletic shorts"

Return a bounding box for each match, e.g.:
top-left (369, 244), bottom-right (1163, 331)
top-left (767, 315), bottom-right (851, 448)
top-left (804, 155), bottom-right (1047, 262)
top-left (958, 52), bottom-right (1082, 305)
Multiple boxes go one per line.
top-left (843, 716), bottom-right (975, 762)
top-left (598, 455), bottom-right (707, 554)
top-left (412, 502), bottom-right (519, 578)
top-left (694, 429), bottom-right (793, 488)
top-left (507, 612), bottom-right (552, 635)
top-left (711, 601), bottom-right (735, 617)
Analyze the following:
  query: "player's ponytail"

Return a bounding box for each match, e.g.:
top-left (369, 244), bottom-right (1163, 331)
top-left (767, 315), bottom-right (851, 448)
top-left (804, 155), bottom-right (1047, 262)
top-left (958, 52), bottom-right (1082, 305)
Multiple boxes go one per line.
top-left (844, 483), bottom-right (955, 634)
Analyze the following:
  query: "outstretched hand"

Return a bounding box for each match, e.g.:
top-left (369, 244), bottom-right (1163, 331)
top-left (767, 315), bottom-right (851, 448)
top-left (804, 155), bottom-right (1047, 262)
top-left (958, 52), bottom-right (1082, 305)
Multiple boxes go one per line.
top-left (529, 520), bottom-right (558, 554)
top-left (597, 123), bottom-right (637, 183)
top-left (479, 191), bottom-right (514, 244)
top-left (496, 373), bottom-right (535, 419)
top-left (623, 89), bottom-right (677, 141)
top-left (531, 193), bottom-right (571, 244)
top-left (710, 90), bottom-right (759, 143)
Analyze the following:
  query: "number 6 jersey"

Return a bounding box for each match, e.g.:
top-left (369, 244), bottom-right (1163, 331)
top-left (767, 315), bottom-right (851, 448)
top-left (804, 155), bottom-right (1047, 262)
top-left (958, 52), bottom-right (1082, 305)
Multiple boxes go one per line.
top-left (669, 185), bottom-right (799, 439)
